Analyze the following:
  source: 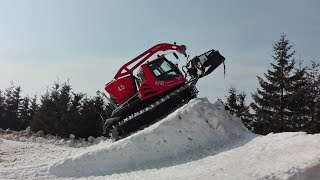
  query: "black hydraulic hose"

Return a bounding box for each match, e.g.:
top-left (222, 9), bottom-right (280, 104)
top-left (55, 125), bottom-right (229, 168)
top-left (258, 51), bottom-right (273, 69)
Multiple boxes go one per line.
top-left (223, 60), bottom-right (226, 78)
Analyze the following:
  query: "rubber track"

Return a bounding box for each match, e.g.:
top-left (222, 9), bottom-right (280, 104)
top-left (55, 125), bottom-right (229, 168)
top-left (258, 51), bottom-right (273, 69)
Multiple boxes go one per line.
top-left (108, 85), bottom-right (197, 140)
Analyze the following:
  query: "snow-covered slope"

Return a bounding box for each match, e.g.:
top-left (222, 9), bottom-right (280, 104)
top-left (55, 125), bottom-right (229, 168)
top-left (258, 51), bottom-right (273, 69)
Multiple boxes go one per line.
top-left (1, 98), bottom-right (320, 180)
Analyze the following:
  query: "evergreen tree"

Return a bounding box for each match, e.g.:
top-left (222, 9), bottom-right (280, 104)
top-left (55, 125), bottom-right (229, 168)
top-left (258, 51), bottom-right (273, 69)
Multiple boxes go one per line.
top-left (305, 61), bottom-right (320, 133)
top-left (55, 82), bottom-right (72, 137)
top-left (32, 82), bottom-right (73, 136)
top-left (79, 97), bottom-right (95, 136)
top-left (93, 95), bottom-right (109, 136)
top-left (237, 91), bottom-right (253, 128)
top-left (251, 35), bottom-right (305, 134)
top-left (3, 84), bottom-right (22, 130)
top-left (18, 95), bottom-right (38, 130)
top-left (31, 81), bottom-right (108, 138)
top-left (287, 62), bottom-right (308, 131)
top-left (225, 87), bottom-right (238, 115)
top-left (19, 96), bottom-right (31, 130)
top-left (29, 95), bottom-right (38, 122)
top-left (67, 92), bottom-right (85, 137)
top-left (225, 86), bottom-right (253, 129)
top-left (0, 90), bottom-right (6, 128)
top-left (79, 95), bottom-right (107, 137)
top-left (31, 86), bottom-right (60, 135)
top-left (0, 85), bottom-right (37, 130)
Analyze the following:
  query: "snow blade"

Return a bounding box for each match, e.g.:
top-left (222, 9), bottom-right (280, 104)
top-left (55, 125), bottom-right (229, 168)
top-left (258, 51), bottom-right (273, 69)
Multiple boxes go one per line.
top-left (186, 50), bottom-right (225, 79)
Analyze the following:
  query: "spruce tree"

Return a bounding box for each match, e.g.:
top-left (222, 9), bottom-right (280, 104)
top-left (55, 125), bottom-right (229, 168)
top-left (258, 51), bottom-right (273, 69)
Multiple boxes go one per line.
top-left (92, 95), bottom-right (108, 136)
top-left (67, 92), bottom-right (85, 137)
top-left (225, 86), bottom-right (238, 115)
top-left (29, 95), bottom-right (38, 121)
top-left (33, 82), bottom-right (73, 136)
top-left (79, 95), bottom-right (107, 137)
top-left (237, 91), bottom-right (253, 128)
top-left (1, 85), bottom-right (37, 131)
top-left (0, 90), bottom-right (5, 128)
top-left (31, 81), bottom-right (107, 138)
top-left (56, 82), bottom-right (72, 137)
top-left (19, 96), bottom-right (31, 130)
top-left (79, 97), bottom-right (95, 137)
top-left (31, 87), bottom-right (60, 135)
top-left (225, 86), bottom-right (253, 130)
top-left (18, 95), bottom-right (38, 130)
top-left (305, 61), bottom-right (320, 133)
top-left (287, 62), bottom-right (308, 131)
top-left (3, 84), bottom-right (22, 130)
top-left (251, 35), bottom-right (304, 134)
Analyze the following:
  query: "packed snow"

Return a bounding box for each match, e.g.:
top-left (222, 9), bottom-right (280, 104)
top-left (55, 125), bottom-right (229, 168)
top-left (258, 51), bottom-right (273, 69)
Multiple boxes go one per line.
top-left (1, 98), bottom-right (320, 180)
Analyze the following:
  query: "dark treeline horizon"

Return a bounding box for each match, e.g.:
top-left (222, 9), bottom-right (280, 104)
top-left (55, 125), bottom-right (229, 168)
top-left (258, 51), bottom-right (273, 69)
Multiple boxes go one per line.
top-left (0, 81), bottom-right (114, 138)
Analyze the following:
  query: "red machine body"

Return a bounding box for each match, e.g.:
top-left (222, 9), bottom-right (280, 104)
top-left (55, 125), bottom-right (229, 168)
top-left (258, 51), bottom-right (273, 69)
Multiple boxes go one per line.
top-left (102, 42), bottom-right (226, 140)
top-left (105, 43), bottom-right (187, 105)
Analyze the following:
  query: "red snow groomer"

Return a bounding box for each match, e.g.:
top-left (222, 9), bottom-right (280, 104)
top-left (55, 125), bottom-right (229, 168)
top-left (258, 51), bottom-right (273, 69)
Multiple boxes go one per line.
top-left (101, 43), bottom-right (225, 140)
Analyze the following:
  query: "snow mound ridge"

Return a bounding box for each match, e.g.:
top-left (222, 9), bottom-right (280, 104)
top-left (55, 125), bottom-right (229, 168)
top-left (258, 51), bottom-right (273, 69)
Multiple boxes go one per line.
top-left (48, 98), bottom-right (253, 177)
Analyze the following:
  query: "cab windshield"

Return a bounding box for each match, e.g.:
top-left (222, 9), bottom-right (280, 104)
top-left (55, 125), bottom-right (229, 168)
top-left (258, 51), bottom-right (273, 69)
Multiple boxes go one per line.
top-left (149, 58), bottom-right (180, 80)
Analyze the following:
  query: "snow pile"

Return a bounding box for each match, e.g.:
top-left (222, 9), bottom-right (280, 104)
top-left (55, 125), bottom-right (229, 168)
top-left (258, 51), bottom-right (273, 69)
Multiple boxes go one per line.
top-left (48, 98), bottom-right (253, 177)
top-left (111, 132), bottom-right (320, 180)
top-left (0, 126), bottom-right (110, 147)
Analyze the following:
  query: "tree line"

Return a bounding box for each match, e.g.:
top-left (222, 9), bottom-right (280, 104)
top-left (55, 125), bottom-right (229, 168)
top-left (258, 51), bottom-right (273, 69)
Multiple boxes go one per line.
top-left (0, 34), bottom-right (319, 138)
top-left (222, 34), bottom-right (320, 135)
top-left (0, 81), bottom-right (114, 138)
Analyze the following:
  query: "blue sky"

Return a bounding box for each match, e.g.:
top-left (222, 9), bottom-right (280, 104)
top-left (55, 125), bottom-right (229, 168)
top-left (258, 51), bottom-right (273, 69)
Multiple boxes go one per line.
top-left (0, 0), bottom-right (319, 102)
